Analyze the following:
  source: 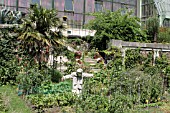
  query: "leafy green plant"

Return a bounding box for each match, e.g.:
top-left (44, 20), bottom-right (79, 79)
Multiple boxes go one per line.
top-left (37, 81), bottom-right (71, 94)
top-left (64, 62), bottom-right (76, 75)
top-left (46, 68), bottom-right (63, 83)
top-left (145, 16), bottom-right (159, 42)
top-left (0, 7), bottom-right (22, 24)
top-left (0, 29), bottom-right (20, 85)
top-left (76, 46), bottom-right (163, 112)
top-left (157, 27), bottom-right (170, 43)
top-left (85, 10), bottom-right (147, 50)
top-left (18, 4), bottom-right (65, 70)
top-left (105, 46), bottom-right (123, 70)
top-left (125, 49), bottom-right (144, 69)
top-left (26, 92), bottom-right (76, 112)
top-left (17, 67), bottom-right (50, 95)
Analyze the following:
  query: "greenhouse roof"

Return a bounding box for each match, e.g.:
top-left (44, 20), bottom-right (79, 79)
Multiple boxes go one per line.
top-left (154, 0), bottom-right (170, 19)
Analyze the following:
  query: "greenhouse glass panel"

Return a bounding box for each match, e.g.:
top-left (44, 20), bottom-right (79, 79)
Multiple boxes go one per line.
top-left (0, 0), bottom-right (5, 5)
top-left (18, 0), bottom-right (30, 12)
top-left (6, 0), bottom-right (16, 10)
top-left (41, 0), bottom-right (52, 9)
top-left (32, 0), bottom-right (40, 6)
top-left (86, 0), bottom-right (94, 13)
top-left (74, 0), bottom-right (83, 13)
top-left (65, 0), bottom-right (73, 11)
top-left (54, 0), bottom-right (65, 11)
top-left (95, 1), bottom-right (103, 12)
top-left (103, 1), bottom-right (112, 11)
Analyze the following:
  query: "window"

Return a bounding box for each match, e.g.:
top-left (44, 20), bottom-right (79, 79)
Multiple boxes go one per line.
top-left (163, 19), bottom-right (170, 27)
top-left (0, 0), bottom-right (4, 5)
top-left (65, 0), bottom-right (73, 11)
top-left (121, 3), bottom-right (127, 14)
top-left (32, 0), bottom-right (40, 6)
top-left (41, 0), bottom-right (52, 9)
top-left (95, 0), bottom-right (103, 12)
top-left (67, 30), bottom-right (71, 34)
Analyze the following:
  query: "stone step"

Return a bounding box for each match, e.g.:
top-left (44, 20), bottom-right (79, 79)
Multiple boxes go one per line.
top-left (89, 63), bottom-right (96, 66)
top-left (57, 66), bottom-right (67, 72)
top-left (84, 57), bottom-right (96, 61)
top-left (91, 69), bottom-right (101, 73)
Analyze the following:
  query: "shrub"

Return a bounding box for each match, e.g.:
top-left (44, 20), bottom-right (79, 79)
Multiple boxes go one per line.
top-left (158, 27), bottom-right (170, 43)
top-left (47, 68), bottom-right (63, 83)
top-left (17, 67), bottom-right (50, 95)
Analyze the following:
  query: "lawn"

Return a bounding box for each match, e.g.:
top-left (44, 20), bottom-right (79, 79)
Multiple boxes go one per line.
top-left (0, 85), bottom-right (33, 113)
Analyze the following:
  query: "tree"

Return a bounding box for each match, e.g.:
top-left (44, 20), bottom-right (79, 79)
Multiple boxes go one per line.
top-left (145, 16), bottom-right (159, 43)
top-left (17, 5), bottom-right (65, 69)
top-left (85, 10), bottom-right (147, 50)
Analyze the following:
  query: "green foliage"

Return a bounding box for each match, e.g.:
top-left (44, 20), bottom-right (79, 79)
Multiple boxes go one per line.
top-left (37, 81), bottom-right (71, 94)
top-left (67, 38), bottom-right (83, 48)
top-left (145, 17), bottom-right (159, 42)
top-left (143, 52), bottom-right (153, 68)
top-left (22, 46), bottom-right (169, 113)
top-left (25, 81), bottom-right (72, 112)
top-left (64, 62), bottom-right (76, 75)
top-left (26, 92), bottom-right (76, 112)
top-left (125, 49), bottom-right (144, 69)
top-left (0, 29), bottom-right (20, 85)
top-left (103, 46), bottom-right (123, 70)
top-left (155, 54), bottom-right (169, 70)
top-left (155, 54), bottom-right (170, 91)
top-left (16, 67), bottom-right (51, 95)
top-left (0, 8), bottom-right (22, 24)
top-left (17, 5), bottom-right (65, 69)
top-left (85, 10), bottom-right (147, 50)
top-left (136, 102), bottom-right (163, 108)
top-left (47, 68), bottom-right (63, 83)
top-left (63, 48), bottom-right (75, 62)
top-left (81, 47), bottom-right (168, 112)
top-left (158, 27), bottom-right (170, 43)
top-left (75, 47), bottom-right (163, 113)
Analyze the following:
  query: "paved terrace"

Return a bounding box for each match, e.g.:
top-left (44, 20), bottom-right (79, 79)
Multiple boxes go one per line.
top-left (111, 39), bottom-right (170, 51)
top-left (111, 39), bottom-right (170, 65)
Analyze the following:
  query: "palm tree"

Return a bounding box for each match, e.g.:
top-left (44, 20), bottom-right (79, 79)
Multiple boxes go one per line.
top-left (18, 4), bottom-right (65, 69)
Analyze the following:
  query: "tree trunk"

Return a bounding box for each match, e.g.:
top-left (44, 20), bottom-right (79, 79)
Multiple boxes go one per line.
top-left (154, 33), bottom-right (157, 43)
top-left (38, 45), bottom-right (41, 70)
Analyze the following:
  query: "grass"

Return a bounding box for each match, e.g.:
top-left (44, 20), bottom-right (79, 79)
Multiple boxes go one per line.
top-left (159, 98), bottom-right (170, 113)
top-left (0, 85), bottom-right (33, 113)
top-left (129, 99), bottom-right (170, 113)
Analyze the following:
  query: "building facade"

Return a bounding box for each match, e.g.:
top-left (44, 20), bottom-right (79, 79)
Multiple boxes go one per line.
top-left (0, 0), bottom-right (138, 28)
top-left (0, 0), bottom-right (169, 28)
top-left (139, 0), bottom-right (170, 27)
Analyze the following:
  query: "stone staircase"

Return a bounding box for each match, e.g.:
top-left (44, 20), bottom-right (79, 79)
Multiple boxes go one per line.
top-left (54, 52), bottom-right (101, 73)
top-left (83, 53), bottom-right (101, 73)
top-left (64, 43), bottom-right (102, 73)
top-left (52, 42), bottom-right (102, 73)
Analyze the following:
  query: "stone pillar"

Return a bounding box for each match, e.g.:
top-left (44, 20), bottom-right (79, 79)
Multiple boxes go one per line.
top-left (121, 48), bottom-right (127, 67)
top-left (153, 49), bottom-right (160, 66)
top-left (137, 0), bottom-right (142, 19)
